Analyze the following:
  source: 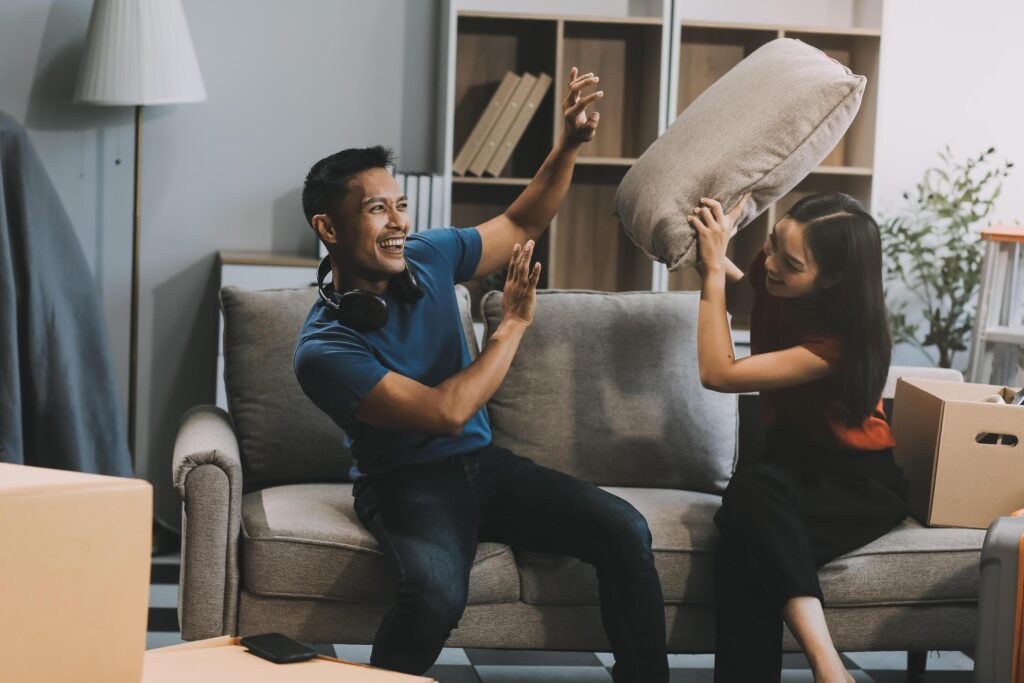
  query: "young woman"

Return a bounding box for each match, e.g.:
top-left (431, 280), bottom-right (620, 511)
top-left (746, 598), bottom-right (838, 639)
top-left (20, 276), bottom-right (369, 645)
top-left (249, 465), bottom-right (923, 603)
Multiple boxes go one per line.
top-left (687, 192), bottom-right (909, 683)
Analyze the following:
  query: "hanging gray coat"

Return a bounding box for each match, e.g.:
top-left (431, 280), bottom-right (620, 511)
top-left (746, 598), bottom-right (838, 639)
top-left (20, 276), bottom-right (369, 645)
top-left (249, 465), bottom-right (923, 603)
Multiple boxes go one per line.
top-left (0, 110), bottom-right (132, 477)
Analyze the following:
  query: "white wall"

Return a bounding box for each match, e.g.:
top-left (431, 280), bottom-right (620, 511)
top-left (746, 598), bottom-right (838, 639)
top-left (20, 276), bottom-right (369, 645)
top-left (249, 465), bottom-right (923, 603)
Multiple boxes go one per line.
top-left (1, 0), bottom-right (440, 531)
top-left (873, 0), bottom-right (1024, 368)
top-left (134, 0), bottom-right (441, 529)
top-left (676, 0), bottom-right (867, 28)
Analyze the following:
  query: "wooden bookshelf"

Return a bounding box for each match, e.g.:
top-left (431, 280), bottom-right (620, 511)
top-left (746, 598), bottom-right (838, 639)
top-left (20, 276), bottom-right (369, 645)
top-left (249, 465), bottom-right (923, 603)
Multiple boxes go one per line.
top-left (453, 16), bottom-right (557, 180)
top-left (447, 9), bottom-right (664, 305)
top-left (440, 5), bottom-right (882, 310)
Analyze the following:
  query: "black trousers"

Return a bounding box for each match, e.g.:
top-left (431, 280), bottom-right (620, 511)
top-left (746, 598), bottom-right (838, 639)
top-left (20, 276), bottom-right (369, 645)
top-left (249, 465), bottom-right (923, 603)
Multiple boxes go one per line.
top-left (712, 427), bottom-right (909, 682)
top-left (352, 445), bottom-right (669, 682)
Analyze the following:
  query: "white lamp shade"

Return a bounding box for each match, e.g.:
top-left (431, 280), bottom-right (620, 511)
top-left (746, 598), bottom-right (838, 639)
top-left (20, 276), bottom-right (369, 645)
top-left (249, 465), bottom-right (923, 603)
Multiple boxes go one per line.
top-left (75, 0), bottom-right (207, 106)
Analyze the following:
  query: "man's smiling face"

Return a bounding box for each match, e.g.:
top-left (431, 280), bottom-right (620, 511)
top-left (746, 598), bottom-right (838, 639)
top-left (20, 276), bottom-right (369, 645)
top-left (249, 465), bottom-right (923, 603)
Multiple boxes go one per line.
top-left (335, 167), bottom-right (410, 282)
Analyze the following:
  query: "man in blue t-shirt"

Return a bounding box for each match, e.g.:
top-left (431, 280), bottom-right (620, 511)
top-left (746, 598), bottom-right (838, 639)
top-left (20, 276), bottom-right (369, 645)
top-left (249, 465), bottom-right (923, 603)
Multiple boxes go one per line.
top-left (293, 68), bottom-right (667, 683)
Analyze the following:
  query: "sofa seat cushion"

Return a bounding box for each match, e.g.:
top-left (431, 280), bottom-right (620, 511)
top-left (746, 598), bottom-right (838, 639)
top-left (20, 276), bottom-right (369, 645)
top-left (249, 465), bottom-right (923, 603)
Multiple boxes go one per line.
top-left (240, 483), bottom-right (520, 604)
top-left (517, 488), bottom-right (985, 607)
top-left (817, 518), bottom-right (985, 607)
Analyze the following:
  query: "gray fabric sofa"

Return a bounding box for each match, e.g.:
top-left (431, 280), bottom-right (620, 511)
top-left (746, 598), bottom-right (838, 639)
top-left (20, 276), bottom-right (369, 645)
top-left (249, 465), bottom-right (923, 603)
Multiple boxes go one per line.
top-left (173, 284), bottom-right (985, 655)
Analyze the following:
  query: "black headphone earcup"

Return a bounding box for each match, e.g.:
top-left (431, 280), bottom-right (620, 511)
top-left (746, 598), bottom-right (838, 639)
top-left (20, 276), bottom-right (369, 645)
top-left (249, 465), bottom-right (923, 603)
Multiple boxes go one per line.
top-left (336, 291), bottom-right (389, 331)
top-left (389, 260), bottom-right (425, 302)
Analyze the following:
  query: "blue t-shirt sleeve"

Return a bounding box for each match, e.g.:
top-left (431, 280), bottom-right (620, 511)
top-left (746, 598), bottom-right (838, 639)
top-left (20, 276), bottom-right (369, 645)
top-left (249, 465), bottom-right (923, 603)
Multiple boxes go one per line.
top-left (411, 227), bottom-right (482, 283)
top-left (294, 329), bottom-right (389, 424)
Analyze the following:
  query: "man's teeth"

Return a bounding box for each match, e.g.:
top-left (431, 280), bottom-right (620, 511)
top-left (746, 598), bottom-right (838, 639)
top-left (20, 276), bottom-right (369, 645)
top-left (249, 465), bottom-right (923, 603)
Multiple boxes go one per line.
top-left (379, 238), bottom-right (405, 248)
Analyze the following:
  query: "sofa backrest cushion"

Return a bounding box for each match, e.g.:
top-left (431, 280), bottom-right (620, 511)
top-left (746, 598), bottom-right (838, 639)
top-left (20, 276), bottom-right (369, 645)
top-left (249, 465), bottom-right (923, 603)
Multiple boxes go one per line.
top-left (482, 289), bottom-right (738, 493)
top-left (615, 38), bottom-right (866, 272)
top-left (220, 284), bottom-right (477, 489)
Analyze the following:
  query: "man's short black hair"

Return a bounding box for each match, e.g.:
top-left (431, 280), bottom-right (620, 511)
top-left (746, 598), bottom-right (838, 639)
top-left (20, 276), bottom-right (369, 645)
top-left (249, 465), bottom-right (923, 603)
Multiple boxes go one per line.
top-left (302, 145), bottom-right (396, 226)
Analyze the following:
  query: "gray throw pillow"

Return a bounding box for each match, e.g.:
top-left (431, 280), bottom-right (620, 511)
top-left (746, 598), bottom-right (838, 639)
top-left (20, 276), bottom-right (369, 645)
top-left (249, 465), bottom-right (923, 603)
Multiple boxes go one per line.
top-left (482, 289), bottom-right (738, 493)
top-left (615, 38), bottom-right (866, 272)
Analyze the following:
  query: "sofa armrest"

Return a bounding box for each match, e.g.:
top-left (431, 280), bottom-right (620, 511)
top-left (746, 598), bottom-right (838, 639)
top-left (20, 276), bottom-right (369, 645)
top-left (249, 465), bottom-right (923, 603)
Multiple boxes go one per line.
top-left (172, 405), bottom-right (243, 639)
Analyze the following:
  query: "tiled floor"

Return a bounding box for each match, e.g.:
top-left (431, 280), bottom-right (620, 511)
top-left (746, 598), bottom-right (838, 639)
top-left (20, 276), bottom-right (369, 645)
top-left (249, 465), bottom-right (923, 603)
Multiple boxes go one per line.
top-left (150, 555), bottom-right (974, 682)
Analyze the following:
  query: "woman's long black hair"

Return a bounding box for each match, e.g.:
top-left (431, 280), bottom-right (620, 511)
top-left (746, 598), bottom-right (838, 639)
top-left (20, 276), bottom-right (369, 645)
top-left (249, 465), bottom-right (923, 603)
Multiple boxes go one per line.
top-left (786, 192), bottom-right (892, 426)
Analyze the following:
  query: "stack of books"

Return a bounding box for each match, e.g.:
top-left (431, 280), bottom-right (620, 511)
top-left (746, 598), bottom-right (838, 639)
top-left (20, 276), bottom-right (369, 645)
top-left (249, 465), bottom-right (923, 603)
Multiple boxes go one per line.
top-left (453, 71), bottom-right (552, 177)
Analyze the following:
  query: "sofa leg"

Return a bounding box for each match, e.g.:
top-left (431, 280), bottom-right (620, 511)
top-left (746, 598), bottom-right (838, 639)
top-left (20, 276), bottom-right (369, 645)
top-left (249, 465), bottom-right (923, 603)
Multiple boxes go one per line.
top-left (906, 650), bottom-right (927, 681)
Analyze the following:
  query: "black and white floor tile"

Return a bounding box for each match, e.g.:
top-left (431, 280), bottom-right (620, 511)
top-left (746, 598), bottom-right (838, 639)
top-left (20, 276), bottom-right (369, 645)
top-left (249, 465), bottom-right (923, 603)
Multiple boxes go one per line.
top-left (149, 555), bottom-right (974, 682)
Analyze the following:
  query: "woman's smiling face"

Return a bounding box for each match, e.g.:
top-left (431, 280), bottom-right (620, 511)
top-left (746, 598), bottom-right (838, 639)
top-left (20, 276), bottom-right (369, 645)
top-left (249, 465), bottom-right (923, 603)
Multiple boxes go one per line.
top-left (762, 217), bottom-right (823, 299)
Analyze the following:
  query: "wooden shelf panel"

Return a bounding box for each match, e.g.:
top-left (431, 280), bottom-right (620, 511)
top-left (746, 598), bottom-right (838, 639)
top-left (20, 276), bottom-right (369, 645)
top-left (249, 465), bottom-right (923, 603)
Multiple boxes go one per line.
top-left (452, 176), bottom-right (532, 186)
top-left (454, 16), bottom-right (557, 179)
top-left (677, 25), bottom-right (778, 115)
top-left (811, 165), bottom-right (873, 176)
top-left (788, 32), bottom-right (880, 169)
top-left (552, 165), bottom-right (650, 292)
top-left (680, 19), bottom-right (879, 38)
top-left (575, 156), bottom-right (637, 166)
top-left (563, 21), bottom-right (662, 159)
top-left (461, 10), bottom-right (662, 26)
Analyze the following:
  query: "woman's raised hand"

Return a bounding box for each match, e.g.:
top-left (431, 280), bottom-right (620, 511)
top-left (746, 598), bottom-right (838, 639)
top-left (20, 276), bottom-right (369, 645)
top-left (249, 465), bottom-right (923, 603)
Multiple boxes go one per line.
top-left (688, 193), bottom-right (751, 271)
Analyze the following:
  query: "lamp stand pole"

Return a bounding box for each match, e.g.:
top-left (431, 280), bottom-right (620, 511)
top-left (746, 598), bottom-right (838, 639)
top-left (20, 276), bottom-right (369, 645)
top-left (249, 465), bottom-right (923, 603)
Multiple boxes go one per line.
top-left (128, 104), bottom-right (143, 467)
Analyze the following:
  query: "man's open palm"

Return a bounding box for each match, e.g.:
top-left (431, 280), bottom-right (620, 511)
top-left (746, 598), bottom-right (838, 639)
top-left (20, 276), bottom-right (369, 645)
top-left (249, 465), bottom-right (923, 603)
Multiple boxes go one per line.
top-left (563, 66), bottom-right (602, 144)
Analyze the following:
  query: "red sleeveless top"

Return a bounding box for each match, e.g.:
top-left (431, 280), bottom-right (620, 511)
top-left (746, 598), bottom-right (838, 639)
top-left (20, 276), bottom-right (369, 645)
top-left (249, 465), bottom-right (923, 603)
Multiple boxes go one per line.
top-left (747, 250), bottom-right (895, 451)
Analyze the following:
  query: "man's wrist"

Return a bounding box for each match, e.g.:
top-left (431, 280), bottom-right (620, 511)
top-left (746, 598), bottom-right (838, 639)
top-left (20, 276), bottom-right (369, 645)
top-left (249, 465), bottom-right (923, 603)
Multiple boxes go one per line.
top-left (556, 131), bottom-right (584, 155)
top-left (497, 315), bottom-right (531, 335)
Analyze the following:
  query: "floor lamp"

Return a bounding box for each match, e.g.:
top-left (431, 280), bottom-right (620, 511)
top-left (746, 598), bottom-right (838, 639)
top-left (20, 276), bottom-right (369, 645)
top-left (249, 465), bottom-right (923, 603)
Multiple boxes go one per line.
top-left (74, 0), bottom-right (206, 467)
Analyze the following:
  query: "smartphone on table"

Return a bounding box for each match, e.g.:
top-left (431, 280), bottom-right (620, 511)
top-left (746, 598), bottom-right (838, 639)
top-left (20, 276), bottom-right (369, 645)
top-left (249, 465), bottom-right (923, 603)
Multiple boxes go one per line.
top-left (240, 632), bottom-right (318, 664)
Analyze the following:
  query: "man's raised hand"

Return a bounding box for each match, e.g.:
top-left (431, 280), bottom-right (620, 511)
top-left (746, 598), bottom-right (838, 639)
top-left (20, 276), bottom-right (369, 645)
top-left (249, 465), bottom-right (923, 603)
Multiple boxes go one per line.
top-left (503, 240), bottom-right (542, 325)
top-left (563, 66), bottom-right (603, 145)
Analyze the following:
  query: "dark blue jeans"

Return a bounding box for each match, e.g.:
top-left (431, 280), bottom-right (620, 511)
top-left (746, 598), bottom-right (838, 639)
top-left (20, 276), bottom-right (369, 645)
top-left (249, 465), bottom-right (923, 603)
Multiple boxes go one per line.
top-left (352, 445), bottom-right (669, 682)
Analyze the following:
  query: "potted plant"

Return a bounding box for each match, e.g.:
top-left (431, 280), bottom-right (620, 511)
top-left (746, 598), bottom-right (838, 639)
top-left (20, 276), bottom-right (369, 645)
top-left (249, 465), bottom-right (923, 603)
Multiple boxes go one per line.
top-left (879, 146), bottom-right (1014, 368)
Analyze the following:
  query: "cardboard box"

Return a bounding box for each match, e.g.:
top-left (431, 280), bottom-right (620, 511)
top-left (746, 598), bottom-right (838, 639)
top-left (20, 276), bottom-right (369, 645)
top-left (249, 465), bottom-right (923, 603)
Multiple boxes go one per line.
top-left (0, 463), bottom-right (152, 682)
top-left (892, 377), bottom-right (1024, 529)
top-left (143, 636), bottom-right (434, 682)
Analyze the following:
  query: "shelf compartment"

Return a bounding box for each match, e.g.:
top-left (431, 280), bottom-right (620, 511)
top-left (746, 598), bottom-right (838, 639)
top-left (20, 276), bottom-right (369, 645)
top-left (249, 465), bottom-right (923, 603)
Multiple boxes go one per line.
top-left (562, 21), bottom-right (662, 159)
top-left (454, 15), bottom-right (557, 179)
top-left (552, 165), bottom-right (651, 292)
top-left (677, 25), bottom-right (778, 115)
top-left (785, 31), bottom-right (880, 168)
top-left (774, 172), bottom-right (873, 217)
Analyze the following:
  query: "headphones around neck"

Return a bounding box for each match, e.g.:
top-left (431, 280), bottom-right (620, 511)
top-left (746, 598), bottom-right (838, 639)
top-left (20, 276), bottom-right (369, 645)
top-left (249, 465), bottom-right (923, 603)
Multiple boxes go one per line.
top-left (317, 255), bottom-right (424, 331)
